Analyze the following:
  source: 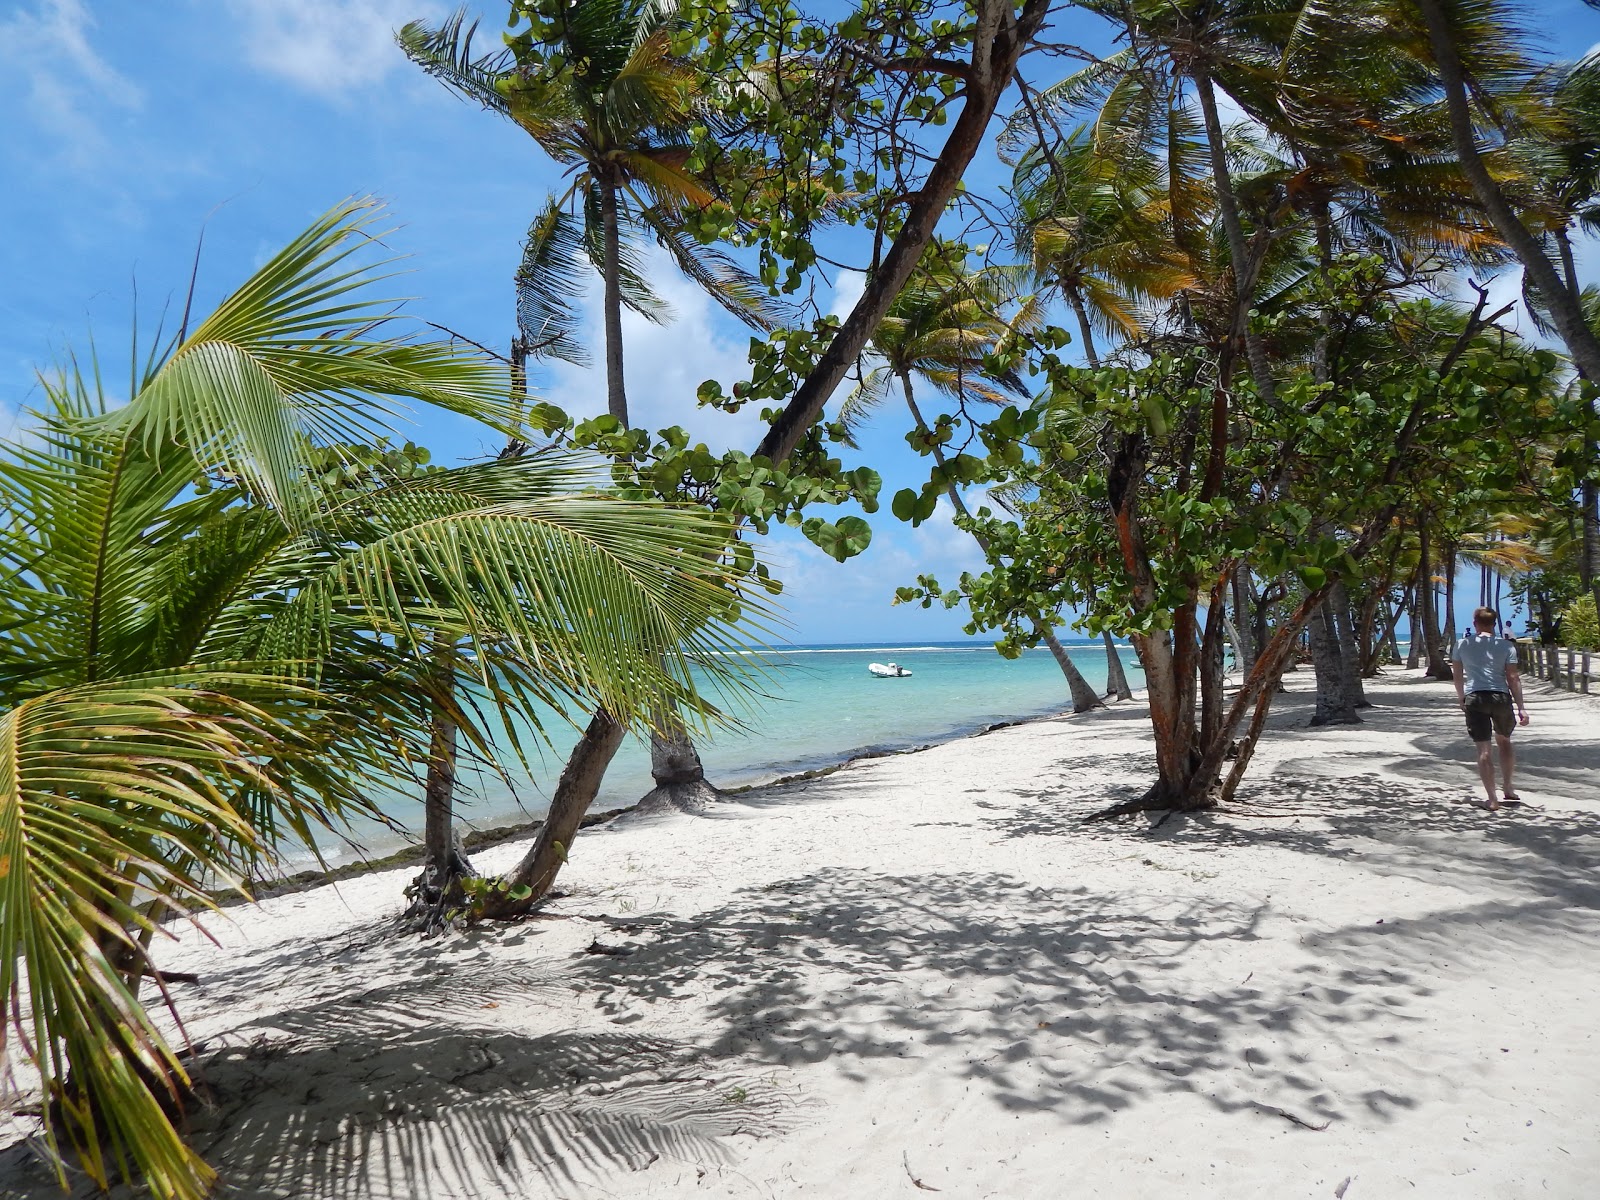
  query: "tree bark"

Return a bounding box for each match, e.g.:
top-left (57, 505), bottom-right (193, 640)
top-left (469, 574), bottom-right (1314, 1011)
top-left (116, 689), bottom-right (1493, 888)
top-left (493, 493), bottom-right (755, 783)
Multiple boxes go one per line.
top-left (482, 710), bottom-right (626, 919)
top-left (1413, 0), bottom-right (1600, 380)
top-left (1584, 467), bottom-right (1600, 622)
top-left (901, 371), bottom-right (1103, 712)
top-left (1443, 539), bottom-right (1458, 644)
top-left (599, 176), bottom-right (629, 425)
top-left (1418, 522), bottom-right (1453, 679)
top-left (1330, 579), bottom-right (1368, 708)
top-left (642, 718), bottom-right (722, 812)
top-left (1309, 594), bottom-right (1361, 726)
top-left (1192, 65), bottom-right (1278, 406)
top-left (1040, 622), bottom-right (1106, 713)
top-left (404, 642), bottom-right (476, 928)
top-left (755, 0), bottom-right (1053, 464)
top-left (1405, 575), bottom-right (1422, 669)
top-left (1231, 564), bottom-right (1257, 678)
top-left (1065, 284), bottom-right (1100, 367)
top-left (1102, 630), bottom-right (1133, 699)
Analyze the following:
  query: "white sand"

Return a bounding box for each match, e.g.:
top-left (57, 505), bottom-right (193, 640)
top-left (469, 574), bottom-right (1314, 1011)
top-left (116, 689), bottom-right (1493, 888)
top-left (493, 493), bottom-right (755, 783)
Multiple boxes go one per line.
top-left (4, 667), bottom-right (1599, 1199)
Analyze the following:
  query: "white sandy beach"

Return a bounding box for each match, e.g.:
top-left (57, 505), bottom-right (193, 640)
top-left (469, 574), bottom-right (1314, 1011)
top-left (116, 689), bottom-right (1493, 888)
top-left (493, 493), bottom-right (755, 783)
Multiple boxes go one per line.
top-left (3, 665), bottom-right (1599, 1199)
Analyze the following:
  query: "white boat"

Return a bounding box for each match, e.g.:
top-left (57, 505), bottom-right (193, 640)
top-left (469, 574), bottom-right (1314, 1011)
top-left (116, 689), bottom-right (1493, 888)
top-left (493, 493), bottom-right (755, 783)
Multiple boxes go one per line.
top-left (868, 661), bottom-right (912, 678)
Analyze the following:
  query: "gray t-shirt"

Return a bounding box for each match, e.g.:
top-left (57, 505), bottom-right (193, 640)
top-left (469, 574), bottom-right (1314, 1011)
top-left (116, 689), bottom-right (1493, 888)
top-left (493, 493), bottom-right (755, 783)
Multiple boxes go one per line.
top-left (1453, 635), bottom-right (1516, 695)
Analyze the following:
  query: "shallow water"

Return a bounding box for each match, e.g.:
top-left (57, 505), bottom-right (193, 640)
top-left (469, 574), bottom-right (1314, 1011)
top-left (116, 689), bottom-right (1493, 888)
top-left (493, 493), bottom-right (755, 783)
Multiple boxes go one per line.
top-left (316, 640), bottom-right (1144, 863)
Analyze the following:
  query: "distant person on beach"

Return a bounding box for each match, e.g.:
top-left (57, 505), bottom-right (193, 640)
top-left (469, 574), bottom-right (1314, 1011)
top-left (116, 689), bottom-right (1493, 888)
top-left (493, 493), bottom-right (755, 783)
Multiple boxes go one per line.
top-left (1453, 606), bottom-right (1529, 811)
top-left (1504, 620), bottom-right (1516, 640)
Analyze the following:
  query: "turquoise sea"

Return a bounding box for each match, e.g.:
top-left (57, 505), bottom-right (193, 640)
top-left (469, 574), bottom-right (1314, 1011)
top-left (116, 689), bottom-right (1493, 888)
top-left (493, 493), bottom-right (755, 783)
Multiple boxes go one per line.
top-left (321, 640), bottom-right (1144, 863)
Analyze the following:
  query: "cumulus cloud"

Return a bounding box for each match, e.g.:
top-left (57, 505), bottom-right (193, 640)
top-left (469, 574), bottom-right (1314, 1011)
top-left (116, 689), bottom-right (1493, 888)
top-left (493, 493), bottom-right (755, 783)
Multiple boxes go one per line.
top-left (225, 0), bottom-right (442, 96)
top-left (537, 249), bottom-right (767, 449)
top-left (829, 269), bottom-right (866, 320)
top-left (0, 0), bottom-right (141, 162)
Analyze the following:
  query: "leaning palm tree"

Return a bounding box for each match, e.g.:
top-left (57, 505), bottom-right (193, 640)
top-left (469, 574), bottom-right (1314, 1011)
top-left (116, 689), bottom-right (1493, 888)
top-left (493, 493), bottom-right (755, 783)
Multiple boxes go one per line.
top-left (0, 200), bottom-right (771, 1200)
top-left (399, 4), bottom-right (781, 422)
top-left (839, 254), bottom-right (1111, 712)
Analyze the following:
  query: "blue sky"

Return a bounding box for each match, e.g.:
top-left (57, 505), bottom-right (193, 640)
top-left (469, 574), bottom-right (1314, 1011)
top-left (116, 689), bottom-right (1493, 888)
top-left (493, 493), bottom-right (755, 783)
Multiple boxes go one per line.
top-left (2, 0), bottom-right (1598, 645)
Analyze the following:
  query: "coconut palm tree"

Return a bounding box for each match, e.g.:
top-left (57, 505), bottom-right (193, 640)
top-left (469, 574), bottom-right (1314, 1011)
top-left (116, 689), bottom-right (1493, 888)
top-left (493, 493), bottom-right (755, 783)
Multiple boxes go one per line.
top-left (0, 200), bottom-right (770, 1199)
top-left (399, 4), bottom-right (781, 423)
top-left (1008, 137), bottom-right (1200, 362)
top-left (838, 254), bottom-right (1112, 711)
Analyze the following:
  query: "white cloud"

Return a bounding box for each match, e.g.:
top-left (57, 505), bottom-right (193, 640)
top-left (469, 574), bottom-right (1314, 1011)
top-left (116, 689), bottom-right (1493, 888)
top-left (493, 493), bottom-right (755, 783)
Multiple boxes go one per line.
top-left (0, 0), bottom-right (141, 163)
top-left (829, 269), bottom-right (865, 321)
top-left (539, 250), bottom-right (766, 449)
top-left (225, 0), bottom-right (442, 96)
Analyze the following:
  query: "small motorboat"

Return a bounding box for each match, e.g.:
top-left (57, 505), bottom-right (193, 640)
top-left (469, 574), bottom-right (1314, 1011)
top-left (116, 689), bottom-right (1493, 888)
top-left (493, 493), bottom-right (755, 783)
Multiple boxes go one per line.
top-left (868, 661), bottom-right (912, 678)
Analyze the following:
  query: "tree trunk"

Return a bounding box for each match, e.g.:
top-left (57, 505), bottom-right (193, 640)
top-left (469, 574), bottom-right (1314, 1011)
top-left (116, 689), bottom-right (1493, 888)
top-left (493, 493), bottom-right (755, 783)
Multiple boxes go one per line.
top-left (1418, 523), bottom-right (1453, 679)
top-left (1330, 579), bottom-right (1368, 708)
top-left (1198, 583), bottom-right (1228, 750)
top-left (1101, 630), bottom-right (1132, 699)
top-left (1040, 622), bottom-right (1106, 713)
top-left (1192, 66), bottom-right (1277, 406)
top-left (1309, 594), bottom-right (1362, 726)
top-left (482, 710), bottom-right (627, 918)
top-left (900, 370), bottom-right (1103, 713)
top-left (1231, 564), bottom-right (1257, 678)
top-left (754, 0), bottom-right (1053, 465)
top-left (1585, 466), bottom-right (1600, 623)
top-left (1413, 0), bottom-right (1600, 380)
top-left (1443, 539), bottom-right (1458, 644)
top-left (642, 718), bottom-right (721, 812)
top-left (404, 642), bottom-right (476, 929)
top-left (599, 176), bottom-right (629, 425)
top-left (1404, 569), bottom-right (1422, 668)
top-left (1065, 284), bottom-right (1101, 367)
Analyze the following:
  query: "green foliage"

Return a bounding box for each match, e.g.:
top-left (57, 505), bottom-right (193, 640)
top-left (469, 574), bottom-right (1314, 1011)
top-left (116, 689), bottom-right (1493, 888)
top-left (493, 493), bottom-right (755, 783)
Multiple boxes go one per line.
top-left (0, 202), bottom-right (775, 1198)
top-left (1560, 593), bottom-right (1600, 649)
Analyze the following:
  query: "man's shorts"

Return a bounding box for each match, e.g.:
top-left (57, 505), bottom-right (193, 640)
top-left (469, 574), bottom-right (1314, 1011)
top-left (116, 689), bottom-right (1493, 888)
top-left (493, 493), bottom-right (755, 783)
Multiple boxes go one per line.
top-left (1464, 690), bottom-right (1514, 742)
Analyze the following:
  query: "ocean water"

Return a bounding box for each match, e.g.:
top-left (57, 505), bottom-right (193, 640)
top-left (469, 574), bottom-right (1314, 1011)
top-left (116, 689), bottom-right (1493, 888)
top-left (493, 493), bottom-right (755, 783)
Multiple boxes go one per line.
top-left (320, 640), bottom-right (1144, 863)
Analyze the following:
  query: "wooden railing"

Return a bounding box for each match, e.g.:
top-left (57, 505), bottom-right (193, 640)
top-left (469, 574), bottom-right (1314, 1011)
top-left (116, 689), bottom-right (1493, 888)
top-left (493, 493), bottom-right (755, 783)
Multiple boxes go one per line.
top-left (1515, 641), bottom-right (1595, 695)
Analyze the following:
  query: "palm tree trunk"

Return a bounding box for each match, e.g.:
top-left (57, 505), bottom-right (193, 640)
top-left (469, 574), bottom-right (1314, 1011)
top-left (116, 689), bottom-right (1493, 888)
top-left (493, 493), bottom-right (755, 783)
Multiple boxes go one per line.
top-left (1039, 622), bottom-right (1107, 712)
top-left (1060, 297), bottom-right (1133, 701)
top-left (482, 709), bottom-right (626, 918)
top-left (1231, 564), bottom-right (1257, 677)
top-left (1101, 630), bottom-right (1132, 699)
top-left (1418, 522), bottom-right (1452, 680)
top-left (1405, 571), bottom-right (1422, 669)
top-left (899, 371), bottom-right (1102, 712)
top-left (1331, 579), bottom-right (1368, 708)
top-left (1192, 66), bottom-right (1277, 406)
top-left (644, 716), bottom-right (720, 812)
top-left (1065, 284), bottom-right (1100, 367)
top-left (405, 639), bottom-right (475, 928)
top-left (1444, 539), bottom-right (1458, 642)
top-left (1413, 0), bottom-right (1600, 380)
top-left (599, 177), bottom-right (629, 424)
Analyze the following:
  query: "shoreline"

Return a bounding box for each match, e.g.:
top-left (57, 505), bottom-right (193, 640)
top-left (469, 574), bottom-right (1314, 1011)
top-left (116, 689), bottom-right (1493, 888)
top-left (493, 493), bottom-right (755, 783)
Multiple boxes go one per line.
top-left (247, 682), bottom-right (1142, 904)
top-left (11, 667), bottom-right (1597, 1198)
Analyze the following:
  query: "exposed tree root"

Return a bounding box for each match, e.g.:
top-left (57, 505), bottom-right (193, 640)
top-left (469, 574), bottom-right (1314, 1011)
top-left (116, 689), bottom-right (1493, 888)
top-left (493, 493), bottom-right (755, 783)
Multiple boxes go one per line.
top-left (635, 778), bottom-right (723, 816)
top-left (401, 848), bottom-right (478, 935)
top-left (1308, 710), bottom-right (1364, 727)
top-left (1085, 787), bottom-right (1218, 823)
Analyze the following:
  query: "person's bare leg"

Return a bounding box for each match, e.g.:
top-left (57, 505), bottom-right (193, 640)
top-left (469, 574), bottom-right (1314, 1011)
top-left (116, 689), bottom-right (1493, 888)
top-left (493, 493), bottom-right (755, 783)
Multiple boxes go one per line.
top-left (1497, 732), bottom-right (1518, 800)
top-left (1476, 740), bottom-right (1499, 809)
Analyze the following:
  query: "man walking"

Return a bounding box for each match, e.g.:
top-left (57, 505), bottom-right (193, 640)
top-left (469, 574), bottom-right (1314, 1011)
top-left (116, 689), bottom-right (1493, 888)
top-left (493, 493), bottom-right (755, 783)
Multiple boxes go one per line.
top-left (1452, 606), bottom-right (1530, 811)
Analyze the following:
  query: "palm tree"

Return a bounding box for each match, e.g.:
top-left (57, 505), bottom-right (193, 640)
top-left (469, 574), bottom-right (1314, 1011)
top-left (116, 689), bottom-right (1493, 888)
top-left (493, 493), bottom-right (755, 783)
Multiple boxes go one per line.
top-left (400, 4), bottom-right (781, 423)
top-left (1007, 136), bottom-right (1199, 367)
top-left (839, 255), bottom-right (1111, 712)
top-left (0, 201), bottom-right (771, 1199)
top-left (1409, 0), bottom-right (1600, 380)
